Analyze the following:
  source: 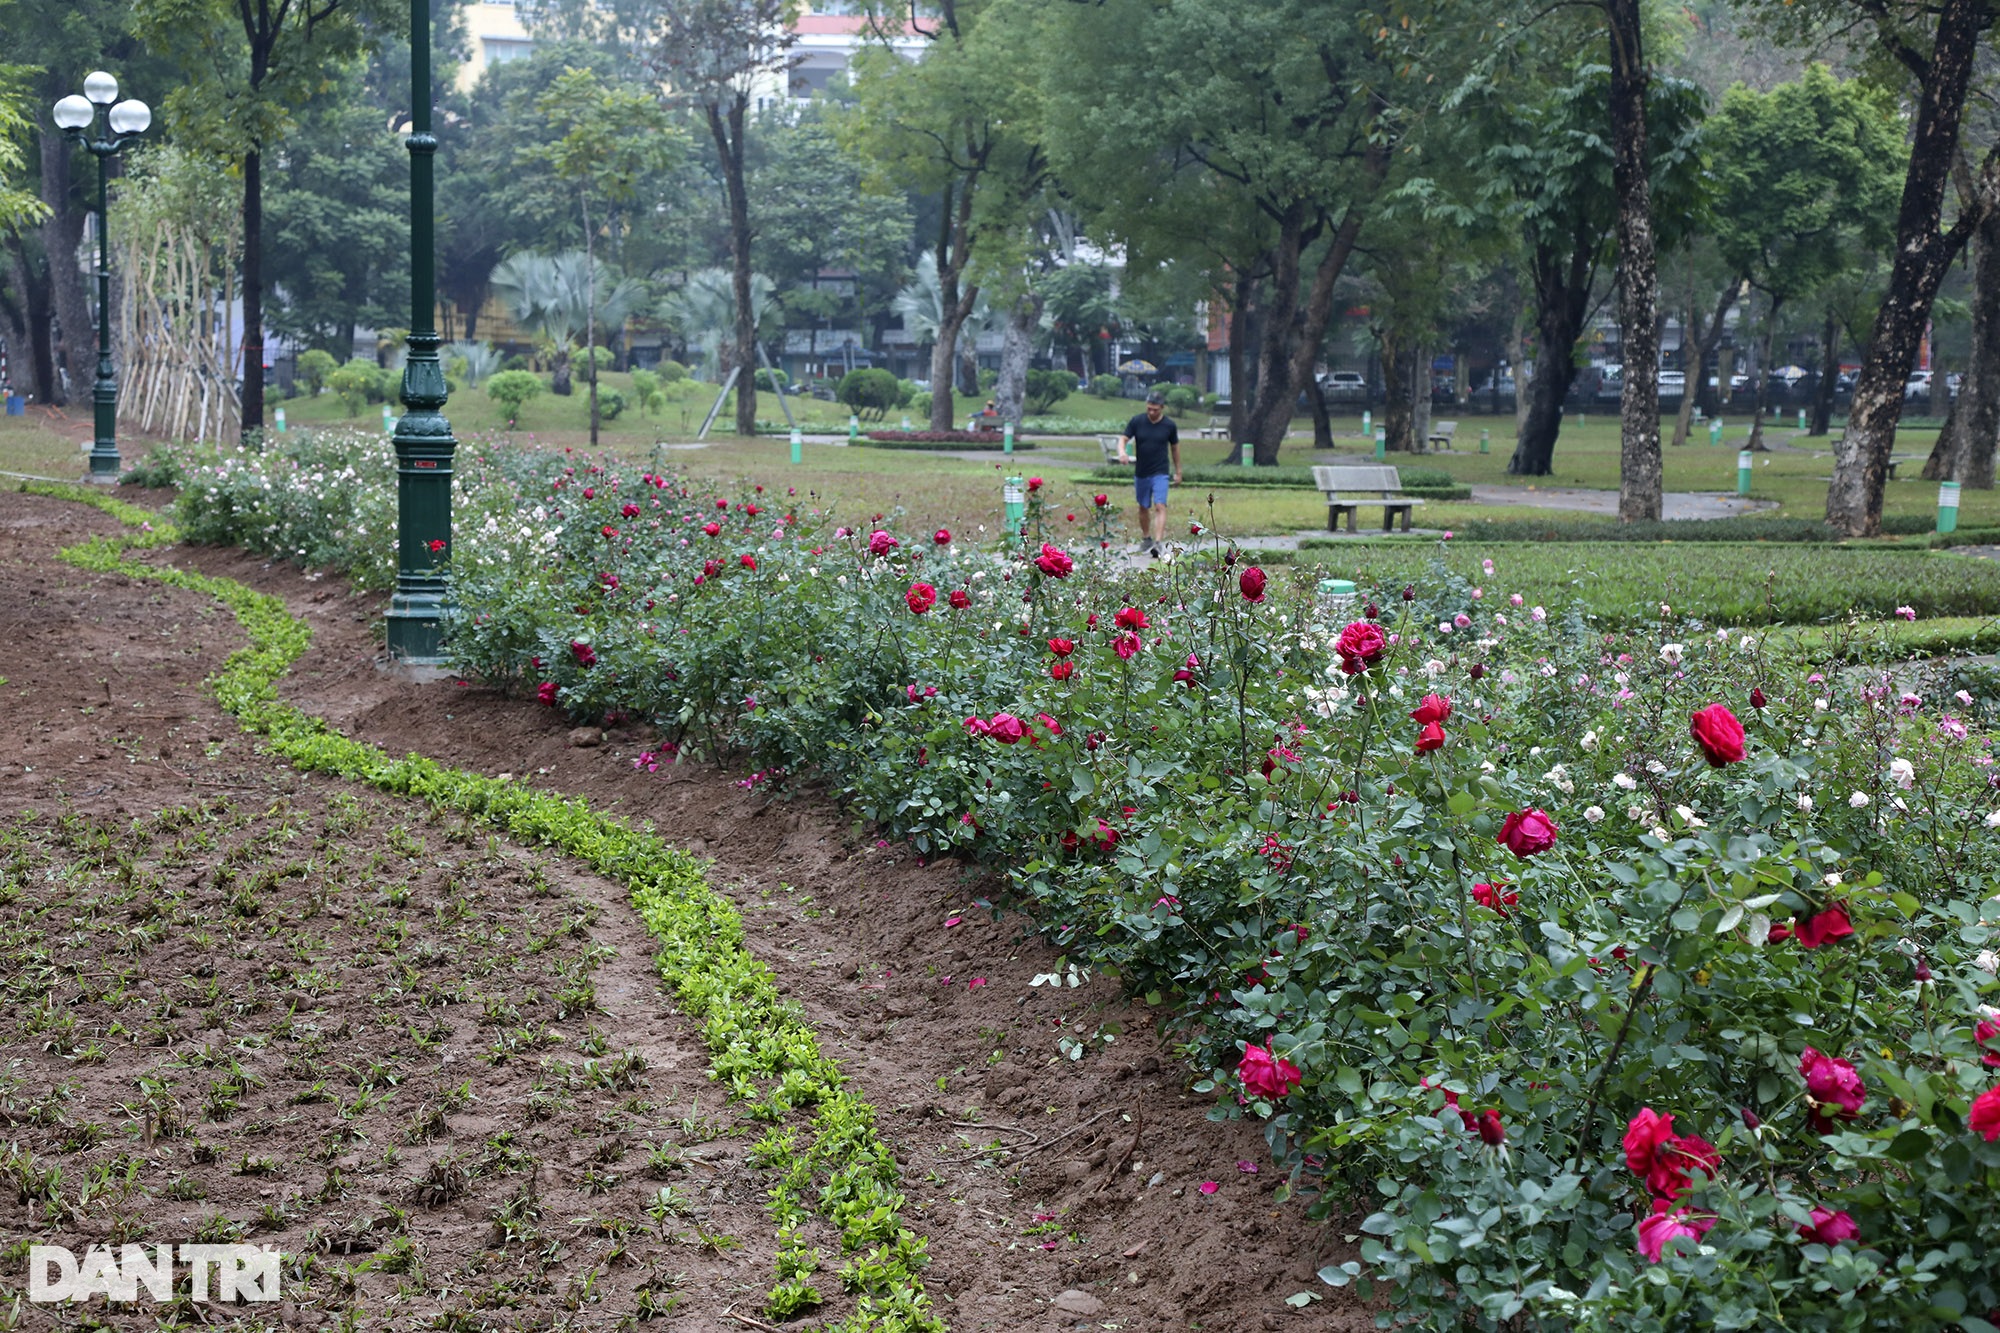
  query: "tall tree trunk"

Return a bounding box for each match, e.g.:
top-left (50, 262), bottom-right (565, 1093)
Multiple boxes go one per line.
top-left (1307, 372), bottom-right (1334, 449)
top-left (994, 289), bottom-right (1041, 426)
top-left (3, 245), bottom-right (56, 403)
top-left (1247, 199), bottom-right (1371, 464)
top-left (241, 149), bottom-right (265, 439)
top-left (1226, 270), bottom-right (1257, 455)
top-left (1827, 0), bottom-right (1991, 535)
top-left (1412, 343), bottom-right (1433, 449)
top-left (1380, 327), bottom-right (1413, 451)
top-left (1507, 303), bottom-right (1530, 434)
top-left (1608, 0), bottom-right (1662, 521)
top-left (40, 132), bottom-right (91, 409)
top-left (707, 97), bottom-right (757, 437)
top-left (1746, 292), bottom-right (1782, 451)
top-left (1810, 304), bottom-right (1840, 436)
top-left (1926, 381), bottom-right (1964, 480)
top-left (1508, 235), bottom-right (1592, 475)
top-left (1955, 202), bottom-right (2000, 488)
top-left (929, 179), bottom-right (979, 432)
top-left (1239, 214), bottom-right (1305, 458)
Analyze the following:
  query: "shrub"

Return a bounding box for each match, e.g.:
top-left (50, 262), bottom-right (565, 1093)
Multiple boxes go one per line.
top-left (837, 368), bottom-right (902, 421)
top-left (630, 370), bottom-right (665, 417)
top-left (856, 430), bottom-right (1026, 448)
top-left (296, 349), bottom-right (337, 397)
top-left (1164, 384), bottom-right (1200, 412)
top-left (977, 368), bottom-right (998, 392)
top-left (595, 387), bottom-right (626, 422)
top-left (499, 353), bottom-right (532, 374)
top-left (753, 367), bottom-right (790, 391)
top-left (1089, 374), bottom-right (1125, 398)
top-left (908, 391), bottom-right (933, 418)
top-left (486, 370), bottom-right (545, 428)
top-left (895, 378), bottom-right (920, 408)
top-left (326, 360), bottom-right (389, 417)
top-left (1025, 369), bottom-right (1078, 414)
top-left (657, 359), bottom-right (689, 382)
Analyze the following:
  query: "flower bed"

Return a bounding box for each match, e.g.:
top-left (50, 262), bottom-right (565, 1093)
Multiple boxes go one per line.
top-left (160, 435), bottom-right (2000, 1326)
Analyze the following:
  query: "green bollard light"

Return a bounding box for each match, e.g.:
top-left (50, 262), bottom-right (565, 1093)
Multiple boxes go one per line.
top-left (1004, 420), bottom-right (1014, 455)
top-left (900, 413), bottom-right (911, 431)
top-left (789, 426), bottom-right (802, 464)
top-left (1362, 410), bottom-right (1371, 439)
top-left (1709, 419), bottom-right (1723, 448)
top-left (1004, 475), bottom-right (1026, 545)
top-left (848, 413), bottom-right (858, 442)
top-left (1479, 427), bottom-right (1489, 454)
top-left (1798, 408), bottom-right (1806, 430)
top-left (382, 403), bottom-right (395, 433)
top-left (1737, 449), bottom-right (1753, 497)
top-left (274, 406), bottom-right (286, 433)
top-left (1374, 428), bottom-right (1386, 460)
top-left (1939, 481), bottom-right (1961, 534)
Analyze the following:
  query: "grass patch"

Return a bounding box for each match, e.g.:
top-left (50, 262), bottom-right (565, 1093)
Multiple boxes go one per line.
top-left (27, 479), bottom-right (941, 1333)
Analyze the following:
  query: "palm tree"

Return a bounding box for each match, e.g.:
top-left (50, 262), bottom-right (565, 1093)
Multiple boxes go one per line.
top-left (489, 251), bottom-right (646, 397)
top-left (657, 266), bottom-right (776, 387)
top-left (895, 251), bottom-right (997, 394)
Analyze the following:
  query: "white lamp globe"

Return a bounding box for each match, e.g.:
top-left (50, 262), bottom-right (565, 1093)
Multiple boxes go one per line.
top-left (83, 71), bottom-right (119, 105)
top-left (52, 94), bottom-right (92, 130)
top-left (108, 100), bottom-right (150, 135)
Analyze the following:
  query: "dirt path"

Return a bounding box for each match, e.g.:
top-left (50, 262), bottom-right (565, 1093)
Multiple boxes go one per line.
top-left (0, 486), bottom-right (1368, 1331)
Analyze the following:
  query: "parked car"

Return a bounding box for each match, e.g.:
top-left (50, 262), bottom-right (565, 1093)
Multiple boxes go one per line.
top-left (1319, 370), bottom-right (1367, 401)
top-left (1906, 370), bottom-right (1933, 400)
top-left (1657, 370), bottom-right (1686, 394)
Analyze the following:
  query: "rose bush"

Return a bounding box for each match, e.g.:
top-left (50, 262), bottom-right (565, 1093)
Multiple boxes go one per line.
top-left (163, 438), bottom-right (2000, 1328)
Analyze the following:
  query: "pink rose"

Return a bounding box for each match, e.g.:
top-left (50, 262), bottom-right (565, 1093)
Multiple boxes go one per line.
top-left (1114, 631), bottom-right (1141, 660)
top-left (1976, 1016), bottom-right (2000, 1070)
top-left (1471, 881), bottom-right (1515, 914)
top-left (1497, 808), bottom-right (1558, 858)
top-left (1636, 1199), bottom-right (1714, 1263)
top-left (1971, 1084), bottom-right (2000, 1141)
top-left (1799, 1046), bottom-right (1865, 1132)
top-left (1690, 703), bottom-right (1747, 766)
top-left (984, 712), bottom-right (1025, 744)
top-left (868, 530), bottom-right (898, 556)
top-left (1238, 1041), bottom-right (1303, 1100)
top-left (1797, 1207), bottom-right (1858, 1246)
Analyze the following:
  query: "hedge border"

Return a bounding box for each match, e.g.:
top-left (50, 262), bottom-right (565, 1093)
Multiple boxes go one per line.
top-left (22, 480), bottom-right (942, 1332)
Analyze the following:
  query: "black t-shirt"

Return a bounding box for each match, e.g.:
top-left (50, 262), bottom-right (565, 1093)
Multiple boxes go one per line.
top-left (1124, 413), bottom-right (1179, 476)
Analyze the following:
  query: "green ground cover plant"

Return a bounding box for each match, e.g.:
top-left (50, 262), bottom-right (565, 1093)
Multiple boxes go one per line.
top-left (27, 479), bottom-right (941, 1332)
top-left (136, 444), bottom-right (2000, 1328)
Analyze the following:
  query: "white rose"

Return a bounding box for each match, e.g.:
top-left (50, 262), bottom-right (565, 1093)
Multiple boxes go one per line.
top-left (1983, 810), bottom-right (2000, 828)
top-left (1849, 791), bottom-right (1870, 809)
top-left (1627, 805), bottom-right (1646, 821)
top-left (1651, 826), bottom-right (1673, 842)
top-left (1888, 758), bottom-right (1915, 790)
top-left (1798, 794), bottom-right (1814, 812)
top-left (1584, 805), bottom-right (1605, 823)
top-left (1581, 730), bottom-right (1598, 751)
top-left (1660, 643), bottom-right (1685, 666)
top-left (1613, 773), bottom-right (1638, 790)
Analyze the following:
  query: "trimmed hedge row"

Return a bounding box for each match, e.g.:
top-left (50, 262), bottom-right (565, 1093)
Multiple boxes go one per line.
top-left (859, 430), bottom-right (1031, 449)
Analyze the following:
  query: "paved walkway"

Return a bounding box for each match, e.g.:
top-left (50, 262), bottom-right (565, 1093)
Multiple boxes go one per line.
top-left (1465, 486), bottom-right (1780, 519)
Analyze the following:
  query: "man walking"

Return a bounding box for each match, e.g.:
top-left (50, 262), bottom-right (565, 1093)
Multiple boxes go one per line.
top-left (1116, 388), bottom-right (1181, 559)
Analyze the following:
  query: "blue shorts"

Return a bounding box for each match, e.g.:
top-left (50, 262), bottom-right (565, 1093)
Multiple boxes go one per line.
top-left (1134, 473), bottom-right (1169, 507)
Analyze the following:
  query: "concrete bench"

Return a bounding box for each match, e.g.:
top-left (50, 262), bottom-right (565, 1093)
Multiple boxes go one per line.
top-left (1426, 420), bottom-right (1458, 451)
top-left (1887, 452), bottom-right (1923, 481)
top-left (1097, 434), bottom-right (1130, 465)
top-left (1312, 464), bottom-right (1427, 533)
top-left (1196, 415), bottom-right (1229, 439)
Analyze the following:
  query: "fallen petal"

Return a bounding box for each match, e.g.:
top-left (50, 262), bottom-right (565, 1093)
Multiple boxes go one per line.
top-left (1198, 1181), bottom-right (1220, 1195)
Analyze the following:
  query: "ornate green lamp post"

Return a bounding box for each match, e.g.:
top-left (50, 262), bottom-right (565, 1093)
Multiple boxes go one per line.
top-left (385, 0), bottom-right (456, 664)
top-left (51, 73), bottom-right (149, 485)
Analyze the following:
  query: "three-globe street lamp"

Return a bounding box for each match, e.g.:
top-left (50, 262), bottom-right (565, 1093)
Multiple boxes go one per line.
top-left (52, 73), bottom-right (150, 484)
top-left (385, 0), bottom-right (456, 665)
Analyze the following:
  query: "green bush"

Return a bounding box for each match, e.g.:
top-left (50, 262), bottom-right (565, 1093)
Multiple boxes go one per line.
top-left (1089, 374), bottom-right (1125, 398)
top-left (296, 348), bottom-right (337, 397)
top-left (629, 370), bottom-right (665, 417)
top-left (499, 353), bottom-right (531, 374)
top-left (326, 360), bottom-right (389, 417)
top-left (1025, 369), bottom-right (1079, 414)
top-left (658, 359), bottom-right (689, 383)
top-left (908, 391), bottom-right (933, 418)
top-left (837, 368), bottom-right (902, 421)
top-left (753, 367), bottom-right (790, 391)
top-left (977, 368), bottom-right (998, 392)
top-left (1434, 513), bottom-right (1938, 543)
top-left (486, 369), bottom-right (545, 428)
top-left (895, 378), bottom-right (920, 408)
top-left (1164, 384), bottom-right (1200, 412)
top-left (595, 387), bottom-right (626, 422)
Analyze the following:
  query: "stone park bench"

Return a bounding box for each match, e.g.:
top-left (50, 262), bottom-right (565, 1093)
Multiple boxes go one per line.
top-left (1312, 464), bottom-right (1427, 533)
top-left (1097, 434), bottom-right (1130, 464)
top-left (1197, 415), bottom-right (1229, 439)
top-left (1426, 419), bottom-right (1458, 451)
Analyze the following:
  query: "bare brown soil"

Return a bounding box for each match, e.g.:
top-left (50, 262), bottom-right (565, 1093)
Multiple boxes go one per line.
top-left (0, 486), bottom-right (1369, 1332)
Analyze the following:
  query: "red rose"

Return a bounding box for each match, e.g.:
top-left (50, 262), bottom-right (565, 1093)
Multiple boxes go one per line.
top-left (536, 681), bottom-right (558, 706)
top-left (1415, 722), bottom-right (1446, 753)
top-left (1048, 637), bottom-right (1075, 657)
top-left (427, 538), bottom-right (446, 553)
top-left (1636, 1199), bottom-right (1714, 1263)
top-left (1470, 881), bottom-right (1515, 914)
top-left (703, 521), bottom-right (721, 536)
top-left (1799, 1046), bottom-right (1865, 1131)
top-left (1750, 687), bottom-right (1768, 709)
top-left (1115, 606), bottom-right (1149, 631)
top-left (601, 525), bottom-right (619, 539)
top-left (1690, 703), bottom-right (1746, 766)
top-left (1624, 1108), bottom-right (1677, 1180)
top-left (1410, 693), bottom-right (1452, 726)
top-left (1645, 1134), bottom-right (1720, 1202)
top-left (715, 498), bottom-right (729, 509)
top-left (1976, 1017), bottom-right (2000, 1069)
top-left (1239, 566), bottom-right (1267, 602)
top-left (1093, 493), bottom-right (1108, 507)
top-left (1497, 808), bottom-right (1558, 858)
top-left (744, 504), bottom-right (760, 516)
top-left (622, 502), bottom-right (640, 518)
top-left (1795, 903), bottom-right (1853, 949)
top-left (934, 528), bottom-right (951, 545)
top-left (1027, 476), bottom-right (1044, 492)
top-left (906, 581), bottom-right (938, 615)
top-left (1114, 631), bottom-right (1141, 660)
top-left (570, 641), bottom-right (597, 668)
top-left (1051, 660), bottom-right (1075, 681)
top-left (739, 554), bottom-right (757, 570)
top-left (1034, 543), bottom-right (1073, 578)
top-left (1238, 1041), bottom-right (1303, 1100)
top-left (702, 558), bottom-right (722, 579)
top-left (1335, 620), bottom-right (1387, 674)
top-left (1971, 1084), bottom-right (2000, 1141)
top-left (949, 588), bottom-right (971, 609)
top-left (1035, 711), bottom-right (1063, 737)
top-left (1798, 1208), bottom-right (1858, 1245)
top-left (868, 530), bottom-right (898, 556)
top-left (1474, 1109), bottom-right (1505, 1145)
top-left (984, 712), bottom-right (1025, 744)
